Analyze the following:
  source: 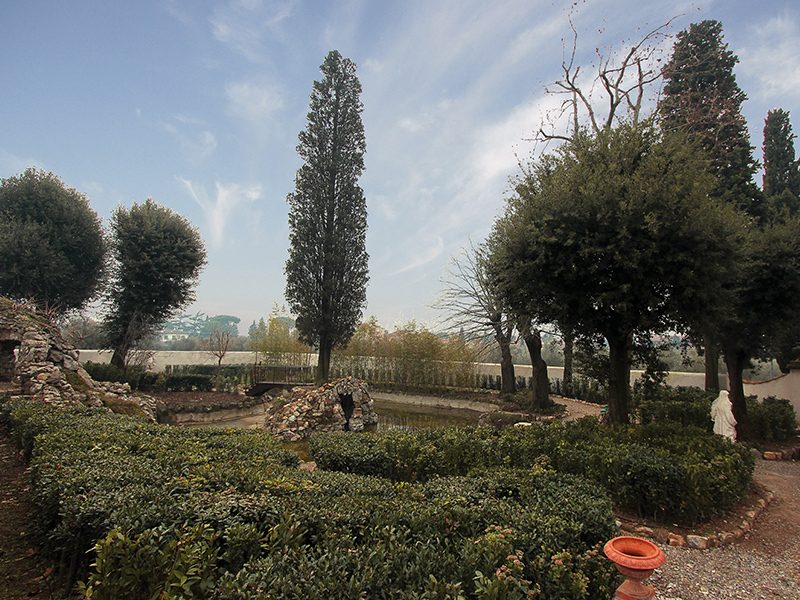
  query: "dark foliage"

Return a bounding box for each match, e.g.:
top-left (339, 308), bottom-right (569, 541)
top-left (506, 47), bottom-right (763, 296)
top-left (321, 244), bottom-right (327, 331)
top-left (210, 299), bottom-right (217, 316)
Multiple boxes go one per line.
top-left (285, 50), bottom-right (369, 385)
top-left (0, 168), bottom-right (106, 313)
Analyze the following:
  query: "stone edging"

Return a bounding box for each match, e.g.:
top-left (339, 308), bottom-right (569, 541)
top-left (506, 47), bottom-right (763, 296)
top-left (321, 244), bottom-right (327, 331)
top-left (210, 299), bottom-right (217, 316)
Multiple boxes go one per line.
top-left (762, 448), bottom-right (800, 460)
top-left (616, 490), bottom-right (774, 550)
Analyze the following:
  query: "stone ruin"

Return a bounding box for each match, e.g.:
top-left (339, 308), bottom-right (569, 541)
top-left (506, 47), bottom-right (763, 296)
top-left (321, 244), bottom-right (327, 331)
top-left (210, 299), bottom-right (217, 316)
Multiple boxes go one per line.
top-left (0, 297), bottom-right (156, 420)
top-left (263, 376), bottom-right (378, 442)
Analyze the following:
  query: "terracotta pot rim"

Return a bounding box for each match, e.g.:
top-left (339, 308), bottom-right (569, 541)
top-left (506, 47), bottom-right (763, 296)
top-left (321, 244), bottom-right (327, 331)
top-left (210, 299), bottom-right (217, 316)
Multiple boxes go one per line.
top-left (604, 536), bottom-right (666, 570)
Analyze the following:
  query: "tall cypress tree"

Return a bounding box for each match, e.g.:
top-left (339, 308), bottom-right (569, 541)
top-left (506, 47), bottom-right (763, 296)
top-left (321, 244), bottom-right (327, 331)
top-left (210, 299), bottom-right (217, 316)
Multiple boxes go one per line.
top-left (658, 19), bottom-right (761, 401)
top-left (763, 109), bottom-right (800, 216)
top-left (659, 20), bottom-right (761, 216)
top-left (285, 50), bottom-right (369, 385)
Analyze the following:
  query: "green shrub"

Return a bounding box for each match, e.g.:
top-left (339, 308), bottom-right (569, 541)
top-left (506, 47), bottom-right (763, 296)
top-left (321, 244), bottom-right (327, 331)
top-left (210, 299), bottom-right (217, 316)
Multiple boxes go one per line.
top-left (552, 376), bottom-right (607, 404)
top-left (636, 385), bottom-right (714, 430)
top-left (82, 361), bottom-right (126, 384)
top-left (78, 523), bottom-right (219, 600)
top-left (3, 400), bottom-right (621, 598)
top-left (311, 419), bottom-right (753, 524)
top-left (747, 396), bottom-right (798, 443)
top-left (163, 373), bottom-right (214, 392)
top-left (636, 386), bottom-right (798, 444)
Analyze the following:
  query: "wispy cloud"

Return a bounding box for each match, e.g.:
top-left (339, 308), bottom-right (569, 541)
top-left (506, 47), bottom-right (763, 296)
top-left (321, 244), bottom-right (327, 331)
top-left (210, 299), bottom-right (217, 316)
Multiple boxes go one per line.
top-left (0, 148), bottom-right (43, 176)
top-left (180, 178), bottom-right (262, 247)
top-left (225, 80), bottom-right (285, 123)
top-left (393, 235), bottom-right (445, 275)
top-left (210, 0), bottom-right (296, 62)
top-left (738, 13), bottom-right (800, 101)
top-left (163, 118), bottom-right (218, 162)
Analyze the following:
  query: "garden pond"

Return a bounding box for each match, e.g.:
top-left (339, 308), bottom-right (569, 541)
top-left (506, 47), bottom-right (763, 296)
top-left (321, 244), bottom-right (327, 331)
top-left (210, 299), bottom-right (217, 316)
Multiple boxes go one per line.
top-left (178, 396), bottom-right (484, 461)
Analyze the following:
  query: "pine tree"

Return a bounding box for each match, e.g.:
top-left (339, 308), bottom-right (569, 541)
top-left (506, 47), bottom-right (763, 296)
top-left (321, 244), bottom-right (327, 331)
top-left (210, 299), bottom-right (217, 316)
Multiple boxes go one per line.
top-left (763, 109), bottom-right (800, 216)
top-left (285, 50), bottom-right (369, 385)
top-left (659, 20), bottom-right (761, 216)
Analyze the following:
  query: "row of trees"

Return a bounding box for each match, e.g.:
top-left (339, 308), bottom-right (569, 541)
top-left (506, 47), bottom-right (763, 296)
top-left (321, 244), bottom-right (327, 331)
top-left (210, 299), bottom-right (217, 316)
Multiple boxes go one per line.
top-left (0, 169), bottom-right (206, 368)
top-left (440, 19), bottom-right (800, 439)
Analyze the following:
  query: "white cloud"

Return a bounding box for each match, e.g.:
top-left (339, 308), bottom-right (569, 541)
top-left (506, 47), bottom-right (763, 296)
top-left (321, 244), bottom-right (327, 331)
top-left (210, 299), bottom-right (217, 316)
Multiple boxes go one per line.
top-left (393, 235), bottom-right (445, 275)
top-left (180, 178), bottom-right (262, 247)
top-left (163, 116), bottom-right (217, 162)
top-left (0, 149), bottom-right (43, 176)
top-left (738, 14), bottom-right (800, 101)
top-left (225, 80), bottom-right (285, 123)
top-left (210, 0), bottom-right (296, 62)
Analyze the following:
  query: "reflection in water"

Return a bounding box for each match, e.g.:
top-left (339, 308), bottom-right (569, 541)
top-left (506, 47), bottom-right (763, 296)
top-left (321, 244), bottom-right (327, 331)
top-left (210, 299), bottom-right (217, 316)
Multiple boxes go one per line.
top-left (371, 399), bottom-right (480, 431)
top-left (178, 398), bottom-right (484, 462)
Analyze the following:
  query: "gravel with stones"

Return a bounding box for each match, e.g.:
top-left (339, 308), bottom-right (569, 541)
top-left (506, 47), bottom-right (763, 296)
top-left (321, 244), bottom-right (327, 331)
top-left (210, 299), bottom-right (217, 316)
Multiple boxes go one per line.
top-left (649, 458), bottom-right (800, 600)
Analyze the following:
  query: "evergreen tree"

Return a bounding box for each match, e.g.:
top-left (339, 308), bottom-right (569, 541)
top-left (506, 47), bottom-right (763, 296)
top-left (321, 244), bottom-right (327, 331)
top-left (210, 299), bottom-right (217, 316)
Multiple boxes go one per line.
top-left (285, 50), bottom-right (369, 385)
top-left (659, 20), bottom-right (761, 216)
top-left (104, 199), bottom-right (206, 369)
top-left (658, 19), bottom-right (761, 396)
top-left (763, 108), bottom-right (800, 216)
top-left (0, 168), bottom-right (106, 314)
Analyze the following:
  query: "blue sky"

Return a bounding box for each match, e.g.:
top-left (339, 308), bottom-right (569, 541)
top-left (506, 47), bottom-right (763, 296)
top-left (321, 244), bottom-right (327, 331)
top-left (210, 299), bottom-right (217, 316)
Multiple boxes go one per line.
top-left (2, 1), bottom-right (799, 334)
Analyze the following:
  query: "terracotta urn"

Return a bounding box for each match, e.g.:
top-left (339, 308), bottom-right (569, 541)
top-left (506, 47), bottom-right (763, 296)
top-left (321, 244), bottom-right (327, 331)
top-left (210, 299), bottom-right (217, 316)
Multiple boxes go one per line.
top-left (603, 536), bottom-right (666, 600)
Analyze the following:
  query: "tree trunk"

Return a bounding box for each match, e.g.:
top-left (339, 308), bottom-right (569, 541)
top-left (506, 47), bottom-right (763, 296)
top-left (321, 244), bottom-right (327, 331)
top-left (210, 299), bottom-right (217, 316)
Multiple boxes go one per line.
top-left (723, 345), bottom-right (750, 441)
top-left (562, 332), bottom-right (574, 396)
top-left (604, 331), bottom-right (632, 425)
top-left (521, 327), bottom-right (552, 410)
top-left (491, 315), bottom-right (516, 396)
top-left (316, 332), bottom-right (332, 386)
top-left (110, 346), bottom-right (128, 370)
top-left (704, 337), bottom-right (720, 393)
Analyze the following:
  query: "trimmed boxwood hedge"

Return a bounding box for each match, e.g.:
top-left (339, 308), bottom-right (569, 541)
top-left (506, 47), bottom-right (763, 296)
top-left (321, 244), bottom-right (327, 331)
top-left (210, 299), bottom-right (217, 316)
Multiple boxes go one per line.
top-left (636, 385), bottom-right (798, 443)
top-left (1, 400), bottom-right (620, 599)
top-left (310, 417), bottom-right (755, 524)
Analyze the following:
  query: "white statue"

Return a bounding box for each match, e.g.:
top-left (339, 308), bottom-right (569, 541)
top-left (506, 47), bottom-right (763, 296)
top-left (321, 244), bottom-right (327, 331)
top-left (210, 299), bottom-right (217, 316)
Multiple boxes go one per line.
top-left (711, 390), bottom-right (737, 442)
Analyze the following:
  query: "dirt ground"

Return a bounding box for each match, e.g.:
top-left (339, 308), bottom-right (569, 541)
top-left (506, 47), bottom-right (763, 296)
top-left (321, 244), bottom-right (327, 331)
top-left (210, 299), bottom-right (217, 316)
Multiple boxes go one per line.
top-left (0, 428), bottom-right (53, 599)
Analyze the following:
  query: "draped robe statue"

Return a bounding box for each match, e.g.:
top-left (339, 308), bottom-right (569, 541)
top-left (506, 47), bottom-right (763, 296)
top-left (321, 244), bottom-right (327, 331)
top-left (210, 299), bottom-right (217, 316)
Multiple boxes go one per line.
top-left (711, 390), bottom-right (737, 441)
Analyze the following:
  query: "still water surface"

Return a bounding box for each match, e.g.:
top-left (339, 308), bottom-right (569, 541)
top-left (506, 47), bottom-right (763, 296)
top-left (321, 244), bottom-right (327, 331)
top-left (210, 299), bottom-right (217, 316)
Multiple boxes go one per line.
top-left (180, 398), bottom-right (483, 462)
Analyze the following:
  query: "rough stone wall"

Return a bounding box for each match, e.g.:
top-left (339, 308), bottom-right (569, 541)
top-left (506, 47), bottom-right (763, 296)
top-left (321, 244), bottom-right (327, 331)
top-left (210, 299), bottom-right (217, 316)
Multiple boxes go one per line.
top-left (0, 298), bottom-right (156, 420)
top-left (264, 377), bottom-right (377, 442)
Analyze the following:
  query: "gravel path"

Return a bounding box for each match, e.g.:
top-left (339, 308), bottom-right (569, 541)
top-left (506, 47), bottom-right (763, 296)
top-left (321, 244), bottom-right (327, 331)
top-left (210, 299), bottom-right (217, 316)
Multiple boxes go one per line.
top-left (650, 458), bottom-right (800, 600)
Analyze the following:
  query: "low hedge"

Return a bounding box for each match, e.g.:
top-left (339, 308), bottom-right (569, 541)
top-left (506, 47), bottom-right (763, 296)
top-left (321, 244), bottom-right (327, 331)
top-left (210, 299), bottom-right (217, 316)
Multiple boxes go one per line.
top-left (636, 386), bottom-right (798, 443)
top-left (310, 417), bottom-right (754, 524)
top-left (1, 400), bottom-right (620, 599)
top-left (82, 361), bottom-right (217, 392)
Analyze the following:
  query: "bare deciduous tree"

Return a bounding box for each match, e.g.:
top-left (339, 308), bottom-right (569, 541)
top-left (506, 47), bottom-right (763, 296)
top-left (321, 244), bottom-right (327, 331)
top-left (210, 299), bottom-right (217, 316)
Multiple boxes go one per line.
top-left (206, 326), bottom-right (232, 391)
top-left (537, 15), bottom-right (679, 143)
top-left (435, 240), bottom-right (517, 396)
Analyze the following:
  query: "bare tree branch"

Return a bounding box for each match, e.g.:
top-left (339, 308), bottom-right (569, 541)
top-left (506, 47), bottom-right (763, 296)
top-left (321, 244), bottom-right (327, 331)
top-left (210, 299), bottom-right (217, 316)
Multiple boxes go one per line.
top-left (536, 15), bottom-right (680, 143)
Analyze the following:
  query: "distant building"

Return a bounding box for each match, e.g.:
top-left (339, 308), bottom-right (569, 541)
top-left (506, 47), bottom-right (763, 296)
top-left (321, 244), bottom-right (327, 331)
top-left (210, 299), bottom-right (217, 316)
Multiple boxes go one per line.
top-left (159, 328), bottom-right (191, 342)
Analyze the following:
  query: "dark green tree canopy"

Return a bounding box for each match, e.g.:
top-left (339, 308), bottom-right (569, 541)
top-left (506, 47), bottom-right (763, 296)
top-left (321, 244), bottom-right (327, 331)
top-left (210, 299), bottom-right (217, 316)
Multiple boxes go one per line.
top-left (104, 198), bottom-right (206, 368)
top-left (285, 50), bottom-right (369, 384)
top-left (489, 122), bottom-right (742, 423)
top-left (493, 124), bottom-right (736, 337)
top-left (763, 109), bottom-right (800, 216)
top-left (659, 19), bottom-right (760, 216)
top-left (0, 167), bottom-right (106, 313)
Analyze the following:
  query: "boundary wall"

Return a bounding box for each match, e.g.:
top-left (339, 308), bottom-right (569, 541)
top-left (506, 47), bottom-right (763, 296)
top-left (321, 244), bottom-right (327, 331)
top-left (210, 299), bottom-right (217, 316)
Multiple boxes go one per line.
top-left (77, 350), bottom-right (799, 422)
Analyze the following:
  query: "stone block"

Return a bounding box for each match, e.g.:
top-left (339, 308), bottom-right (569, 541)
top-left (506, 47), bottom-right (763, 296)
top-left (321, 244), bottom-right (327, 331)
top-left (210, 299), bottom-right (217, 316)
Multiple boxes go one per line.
top-left (719, 531), bottom-right (737, 544)
top-left (668, 533), bottom-right (686, 547)
top-left (740, 520), bottom-right (750, 533)
top-left (686, 535), bottom-right (708, 549)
